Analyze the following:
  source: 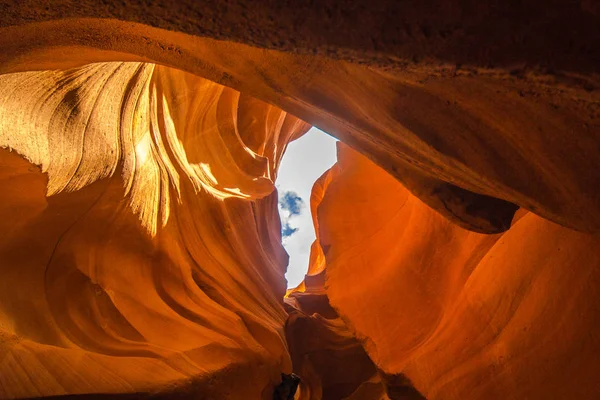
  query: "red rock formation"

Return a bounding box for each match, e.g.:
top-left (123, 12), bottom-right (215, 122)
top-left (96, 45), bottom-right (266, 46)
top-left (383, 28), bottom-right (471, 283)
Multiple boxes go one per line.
top-left (0, 1), bottom-right (597, 399)
top-left (308, 143), bottom-right (600, 399)
top-left (0, 64), bottom-right (310, 398)
top-left (0, 9), bottom-right (597, 233)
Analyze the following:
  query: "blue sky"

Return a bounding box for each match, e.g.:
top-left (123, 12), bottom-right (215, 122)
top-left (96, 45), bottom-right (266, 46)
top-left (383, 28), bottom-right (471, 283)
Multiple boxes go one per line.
top-left (279, 191), bottom-right (304, 238)
top-left (276, 127), bottom-right (338, 288)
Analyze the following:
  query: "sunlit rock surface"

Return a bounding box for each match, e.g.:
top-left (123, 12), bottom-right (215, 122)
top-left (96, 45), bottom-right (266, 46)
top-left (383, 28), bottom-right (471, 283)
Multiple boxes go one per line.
top-left (0, 1), bottom-right (598, 399)
top-left (0, 64), bottom-right (309, 399)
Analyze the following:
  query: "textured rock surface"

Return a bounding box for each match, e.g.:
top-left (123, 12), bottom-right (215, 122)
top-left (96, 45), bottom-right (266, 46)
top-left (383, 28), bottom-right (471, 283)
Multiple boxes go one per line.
top-left (0, 1), bottom-right (598, 399)
top-left (0, 64), bottom-right (309, 399)
top-left (306, 144), bottom-right (600, 399)
top-left (0, 8), bottom-right (598, 233)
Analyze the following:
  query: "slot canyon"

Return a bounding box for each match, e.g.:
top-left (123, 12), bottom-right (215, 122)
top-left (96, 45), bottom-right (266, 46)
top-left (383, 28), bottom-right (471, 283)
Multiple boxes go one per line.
top-left (0, 1), bottom-right (599, 399)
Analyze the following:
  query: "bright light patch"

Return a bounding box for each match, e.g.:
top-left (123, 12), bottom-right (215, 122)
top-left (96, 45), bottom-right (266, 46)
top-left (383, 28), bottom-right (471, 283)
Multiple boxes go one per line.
top-left (135, 134), bottom-right (151, 164)
top-left (276, 127), bottom-right (338, 288)
top-left (199, 162), bottom-right (218, 185)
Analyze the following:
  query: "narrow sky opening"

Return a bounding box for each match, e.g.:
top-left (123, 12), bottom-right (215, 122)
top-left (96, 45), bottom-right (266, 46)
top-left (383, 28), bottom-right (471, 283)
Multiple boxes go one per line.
top-left (276, 127), bottom-right (338, 288)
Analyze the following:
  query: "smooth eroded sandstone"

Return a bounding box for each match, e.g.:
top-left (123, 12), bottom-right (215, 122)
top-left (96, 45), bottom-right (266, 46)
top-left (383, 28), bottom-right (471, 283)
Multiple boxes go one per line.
top-left (0, 64), bottom-right (309, 399)
top-left (0, 2), bottom-right (598, 399)
top-left (313, 144), bottom-right (600, 399)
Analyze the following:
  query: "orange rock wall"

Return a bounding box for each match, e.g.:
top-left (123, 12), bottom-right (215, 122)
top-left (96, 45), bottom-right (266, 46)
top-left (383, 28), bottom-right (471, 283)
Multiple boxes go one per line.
top-left (0, 2), bottom-right (597, 399)
top-left (312, 144), bottom-right (600, 399)
top-left (0, 15), bottom-right (597, 234)
top-left (0, 64), bottom-right (309, 399)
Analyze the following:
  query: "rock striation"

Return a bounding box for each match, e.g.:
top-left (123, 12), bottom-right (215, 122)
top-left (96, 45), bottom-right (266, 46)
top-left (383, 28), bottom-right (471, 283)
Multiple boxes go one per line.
top-left (0, 64), bottom-right (309, 399)
top-left (0, 1), bottom-right (598, 399)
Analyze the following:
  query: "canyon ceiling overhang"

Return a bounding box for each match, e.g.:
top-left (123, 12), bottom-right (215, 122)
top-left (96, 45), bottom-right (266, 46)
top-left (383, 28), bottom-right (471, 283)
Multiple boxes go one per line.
top-left (0, 1), bottom-right (598, 399)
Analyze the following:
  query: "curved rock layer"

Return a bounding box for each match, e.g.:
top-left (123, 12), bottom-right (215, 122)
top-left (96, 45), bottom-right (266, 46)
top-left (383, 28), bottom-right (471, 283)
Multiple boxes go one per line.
top-left (0, 13), bottom-right (597, 233)
top-left (309, 143), bottom-right (600, 399)
top-left (0, 62), bottom-right (308, 233)
top-left (0, 2), bottom-right (598, 399)
top-left (0, 63), bottom-right (310, 399)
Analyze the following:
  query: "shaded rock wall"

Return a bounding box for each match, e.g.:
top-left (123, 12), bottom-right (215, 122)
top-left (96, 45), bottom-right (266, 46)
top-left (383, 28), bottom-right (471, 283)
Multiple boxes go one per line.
top-left (285, 299), bottom-right (382, 400)
top-left (1, 0), bottom-right (598, 74)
